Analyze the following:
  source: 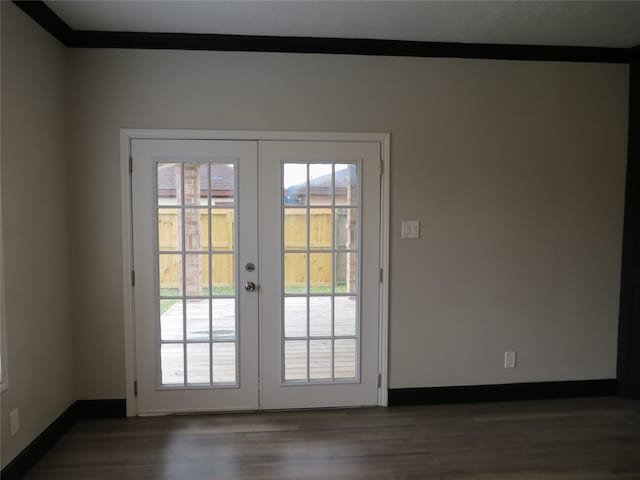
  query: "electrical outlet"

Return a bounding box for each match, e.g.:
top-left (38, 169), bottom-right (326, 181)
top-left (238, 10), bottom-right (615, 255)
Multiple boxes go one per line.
top-left (9, 409), bottom-right (19, 436)
top-left (504, 351), bottom-right (516, 368)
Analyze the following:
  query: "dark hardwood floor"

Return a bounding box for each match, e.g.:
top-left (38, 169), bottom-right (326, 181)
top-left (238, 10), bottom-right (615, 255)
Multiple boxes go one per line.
top-left (25, 397), bottom-right (640, 479)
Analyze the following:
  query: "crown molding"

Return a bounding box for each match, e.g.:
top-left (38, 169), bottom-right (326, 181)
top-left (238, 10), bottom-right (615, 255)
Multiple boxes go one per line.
top-left (13, 0), bottom-right (632, 63)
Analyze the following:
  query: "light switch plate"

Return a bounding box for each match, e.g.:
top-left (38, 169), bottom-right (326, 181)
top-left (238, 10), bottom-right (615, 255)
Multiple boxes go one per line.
top-left (401, 221), bottom-right (420, 239)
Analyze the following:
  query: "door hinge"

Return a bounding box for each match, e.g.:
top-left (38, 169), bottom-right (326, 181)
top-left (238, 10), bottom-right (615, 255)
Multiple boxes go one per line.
top-left (129, 156), bottom-right (133, 174)
top-left (131, 270), bottom-right (136, 287)
top-left (380, 158), bottom-right (383, 176)
top-left (380, 268), bottom-right (383, 283)
top-left (134, 380), bottom-right (138, 396)
top-left (378, 373), bottom-right (382, 388)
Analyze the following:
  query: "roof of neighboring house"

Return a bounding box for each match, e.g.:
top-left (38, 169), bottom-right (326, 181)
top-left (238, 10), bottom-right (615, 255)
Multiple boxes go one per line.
top-left (157, 163), bottom-right (355, 200)
top-left (286, 165), bottom-right (356, 198)
top-left (157, 163), bottom-right (234, 197)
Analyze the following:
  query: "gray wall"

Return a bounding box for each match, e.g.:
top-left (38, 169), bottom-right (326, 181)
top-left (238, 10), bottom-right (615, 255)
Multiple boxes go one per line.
top-left (67, 49), bottom-right (628, 398)
top-left (1, 3), bottom-right (74, 467)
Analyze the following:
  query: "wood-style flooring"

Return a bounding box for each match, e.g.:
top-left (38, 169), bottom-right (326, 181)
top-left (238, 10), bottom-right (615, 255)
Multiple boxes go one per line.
top-left (26, 397), bottom-right (640, 479)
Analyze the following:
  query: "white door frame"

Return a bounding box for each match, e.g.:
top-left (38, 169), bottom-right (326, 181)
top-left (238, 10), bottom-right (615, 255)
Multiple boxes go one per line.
top-left (120, 129), bottom-right (390, 416)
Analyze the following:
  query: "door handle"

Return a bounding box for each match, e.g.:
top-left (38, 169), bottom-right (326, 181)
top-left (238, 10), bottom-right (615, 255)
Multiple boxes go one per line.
top-left (244, 281), bottom-right (257, 292)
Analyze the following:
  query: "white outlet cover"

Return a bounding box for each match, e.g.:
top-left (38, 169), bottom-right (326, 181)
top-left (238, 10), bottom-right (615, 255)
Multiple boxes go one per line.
top-left (504, 351), bottom-right (517, 368)
top-left (9, 408), bottom-right (19, 436)
top-left (401, 221), bottom-right (420, 239)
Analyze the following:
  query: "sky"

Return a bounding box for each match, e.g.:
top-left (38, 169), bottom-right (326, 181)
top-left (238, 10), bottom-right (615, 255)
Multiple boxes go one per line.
top-left (283, 163), bottom-right (349, 188)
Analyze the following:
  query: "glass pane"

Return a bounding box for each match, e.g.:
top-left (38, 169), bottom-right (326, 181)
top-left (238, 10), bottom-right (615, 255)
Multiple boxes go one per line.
top-left (158, 208), bottom-right (182, 251)
top-left (185, 254), bottom-right (209, 296)
top-left (157, 163), bottom-right (180, 206)
top-left (183, 163), bottom-right (208, 207)
top-left (284, 163), bottom-right (307, 206)
top-left (335, 252), bottom-right (357, 294)
top-left (187, 343), bottom-right (210, 384)
top-left (284, 340), bottom-right (307, 381)
top-left (310, 208), bottom-right (332, 250)
top-left (309, 297), bottom-right (331, 337)
top-left (335, 208), bottom-right (357, 250)
top-left (211, 210), bottom-right (234, 251)
top-left (309, 164), bottom-right (333, 206)
top-left (284, 297), bottom-right (307, 337)
top-left (334, 339), bottom-right (356, 379)
top-left (161, 344), bottom-right (184, 385)
top-left (212, 343), bottom-right (236, 383)
top-left (284, 253), bottom-right (307, 294)
top-left (186, 299), bottom-right (209, 340)
top-left (212, 254), bottom-right (234, 295)
top-left (335, 164), bottom-right (358, 206)
top-left (211, 163), bottom-right (235, 206)
top-left (159, 254), bottom-right (182, 296)
top-left (184, 208), bottom-right (207, 251)
top-left (310, 253), bottom-right (332, 293)
top-left (310, 340), bottom-right (332, 380)
top-left (284, 208), bottom-right (307, 250)
top-left (334, 297), bottom-right (356, 337)
top-left (212, 298), bottom-right (236, 340)
top-left (160, 299), bottom-right (183, 341)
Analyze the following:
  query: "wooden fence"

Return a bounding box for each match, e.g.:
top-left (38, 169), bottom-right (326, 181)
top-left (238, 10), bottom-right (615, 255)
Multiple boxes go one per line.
top-left (158, 209), bottom-right (343, 290)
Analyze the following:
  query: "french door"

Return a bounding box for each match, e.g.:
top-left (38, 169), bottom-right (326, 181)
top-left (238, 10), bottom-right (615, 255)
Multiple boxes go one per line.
top-left (259, 141), bottom-right (381, 409)
top-left (131, 138), bottom-right (381, 414)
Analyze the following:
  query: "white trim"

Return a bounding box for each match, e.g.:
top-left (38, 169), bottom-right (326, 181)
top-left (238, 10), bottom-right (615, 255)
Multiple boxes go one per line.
top-left (0, 181), bottom-right (7, 393)
top-left (120, 129), bottom-right (390, 415)
top-left (120, 129), bottom-right (387, 143)
top-left (0, 136), bottom-right (8, 394)
top-left (0, 262), bottom-right (6, 394)
top-left (120, 131), bottom-right (137, 415)
top-left (378, 135), bottom-right (391, 407)
top-left (0, 6), bottom-right (5, 392)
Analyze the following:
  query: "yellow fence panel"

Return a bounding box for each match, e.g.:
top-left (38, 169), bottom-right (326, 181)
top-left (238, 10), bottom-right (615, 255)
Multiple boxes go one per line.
top-left (158, 209), bottom-right (334, 289)
top-left (284, 209), bottom-right (332, 287)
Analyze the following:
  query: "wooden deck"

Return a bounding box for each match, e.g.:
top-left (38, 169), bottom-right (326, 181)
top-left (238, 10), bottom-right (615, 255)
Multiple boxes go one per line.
top-left (160, 297), bottom-right (357, 384)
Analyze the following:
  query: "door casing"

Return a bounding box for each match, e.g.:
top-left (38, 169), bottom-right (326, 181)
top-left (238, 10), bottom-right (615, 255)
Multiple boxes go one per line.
top-left (120, 129), bottom-right (390, 416)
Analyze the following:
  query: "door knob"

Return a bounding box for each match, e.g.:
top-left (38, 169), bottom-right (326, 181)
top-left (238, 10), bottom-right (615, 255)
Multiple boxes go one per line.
top-left (244, 281), bottom-right (257, 292)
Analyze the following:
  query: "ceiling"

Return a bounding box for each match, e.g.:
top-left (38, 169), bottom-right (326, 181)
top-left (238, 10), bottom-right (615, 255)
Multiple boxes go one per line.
top-left (46, 1), bottom-right (640, 49)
